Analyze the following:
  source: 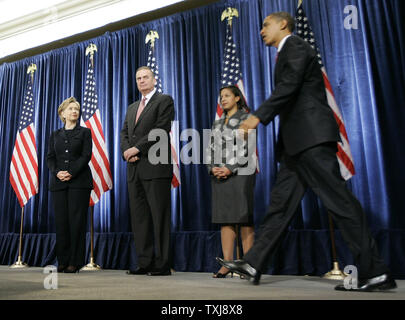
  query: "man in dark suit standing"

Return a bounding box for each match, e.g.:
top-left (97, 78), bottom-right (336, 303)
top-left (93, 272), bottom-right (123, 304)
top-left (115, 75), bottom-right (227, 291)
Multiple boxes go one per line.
top-left (218, 12), bottom-right (396, 291)
top-left (120, 66), bottom-right (174, 276)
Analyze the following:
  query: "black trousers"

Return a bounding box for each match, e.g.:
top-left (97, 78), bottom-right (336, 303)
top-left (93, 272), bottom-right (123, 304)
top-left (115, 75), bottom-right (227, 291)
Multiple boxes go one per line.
top-left (127, 174), bottom-right (172, 271)
top-left (52, 188), bottom-right (90, 267)
top-left (244, 143), bottom-right (389, 279)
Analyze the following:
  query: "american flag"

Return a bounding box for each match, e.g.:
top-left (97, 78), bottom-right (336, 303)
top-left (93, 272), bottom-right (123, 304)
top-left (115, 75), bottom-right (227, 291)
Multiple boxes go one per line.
top-left (147, 41), bottom-right (180, 188)
top-left (9, 69), bottom-right (39, 207)
top-left (80, 52), bottom-right (113, 206)
top-left (295, 3), bottom-right (355, 180)
top-left (218, 19), bottom-right (259, 171)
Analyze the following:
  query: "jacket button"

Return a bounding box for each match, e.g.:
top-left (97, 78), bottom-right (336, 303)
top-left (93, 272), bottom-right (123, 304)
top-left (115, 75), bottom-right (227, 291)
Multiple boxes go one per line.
top-left (65, 140), bottom-right (68, 143)
top-left (65, 160), bottom-right (69, 163)
top-left (65, 150), bottom-right (68, 153)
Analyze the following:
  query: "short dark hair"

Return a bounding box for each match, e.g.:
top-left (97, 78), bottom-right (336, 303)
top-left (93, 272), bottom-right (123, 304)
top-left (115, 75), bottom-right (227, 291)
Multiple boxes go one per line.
top-left (269, 12), bottom-right (295, 32)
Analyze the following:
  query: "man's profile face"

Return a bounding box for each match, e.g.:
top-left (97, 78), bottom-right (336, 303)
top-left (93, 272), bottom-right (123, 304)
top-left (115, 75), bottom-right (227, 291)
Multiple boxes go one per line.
top-left (260, 16), bottom-right (283, 47)
top-left (136, 69), bottom-right (156, 94)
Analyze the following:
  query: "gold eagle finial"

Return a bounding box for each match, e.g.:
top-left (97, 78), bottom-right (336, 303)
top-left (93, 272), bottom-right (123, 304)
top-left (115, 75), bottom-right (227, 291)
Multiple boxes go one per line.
top-left (145, 30), bottom-right (159, 48)
top-left (27, 63), bottom-right (37, 81)
top-left (86, 43), bottom-right (98, 57)
top-left (221, 7), bottom-right (239, 27)
top-left (86, 44), bottom-right (97, 67)
top-left (27, 63), bottom-right (37, 75)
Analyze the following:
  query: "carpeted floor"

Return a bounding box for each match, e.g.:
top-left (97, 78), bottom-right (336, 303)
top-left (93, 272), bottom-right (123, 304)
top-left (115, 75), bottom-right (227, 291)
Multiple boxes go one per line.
top-left (0, 266), bottom-right (403, 300)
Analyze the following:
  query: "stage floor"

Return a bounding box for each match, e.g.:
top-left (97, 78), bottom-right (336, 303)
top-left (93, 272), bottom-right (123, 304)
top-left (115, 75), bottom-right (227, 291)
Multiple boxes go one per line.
top-left (0, 266), bottom-right (404, 300)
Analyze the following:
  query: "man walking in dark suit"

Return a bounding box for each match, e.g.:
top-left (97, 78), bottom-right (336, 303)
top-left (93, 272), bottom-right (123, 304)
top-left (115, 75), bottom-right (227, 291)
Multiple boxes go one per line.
top-left (120, 66), bottom-right (174, 276)
top-left (218, 12), bottom-right (396, 291)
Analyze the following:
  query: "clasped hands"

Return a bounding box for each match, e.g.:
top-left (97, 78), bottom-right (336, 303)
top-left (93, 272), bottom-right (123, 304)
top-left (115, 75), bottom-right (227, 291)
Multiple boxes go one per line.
top-left (212, 167), bottom-right (232, 180)
top-left (123, 147), bottom-right (140, 163)
top-left (57, 171), bottom-right (72, 181)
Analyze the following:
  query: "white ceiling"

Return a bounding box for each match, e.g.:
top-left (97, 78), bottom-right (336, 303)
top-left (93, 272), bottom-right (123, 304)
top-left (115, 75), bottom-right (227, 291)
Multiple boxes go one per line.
top-left (0, 0), bottom-right (184, 59)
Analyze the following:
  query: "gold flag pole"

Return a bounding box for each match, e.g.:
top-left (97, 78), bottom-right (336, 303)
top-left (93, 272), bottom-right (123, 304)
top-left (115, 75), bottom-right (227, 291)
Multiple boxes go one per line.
top-left (81, 44), bottom-right (101, 271)
top-left (82, 206), bottom-right (101, 270)
top-left (323, 211), bottom-right (346, 280)
top-left (10, 207), bottom-right (29, 268)
top-left (10, 63), bottom-right (36, 269)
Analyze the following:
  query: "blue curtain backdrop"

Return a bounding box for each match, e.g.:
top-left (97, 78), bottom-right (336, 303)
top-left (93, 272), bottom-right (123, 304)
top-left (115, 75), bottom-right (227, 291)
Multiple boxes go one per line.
top-left (1, 0), bottom-right (404, 277)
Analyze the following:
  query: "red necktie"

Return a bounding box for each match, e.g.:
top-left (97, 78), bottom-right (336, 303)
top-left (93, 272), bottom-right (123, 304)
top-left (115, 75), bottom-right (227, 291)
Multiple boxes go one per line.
top-left (135, 97), bottom-right (147, 123)
top-left (275, 52), bottom-right (279, 63)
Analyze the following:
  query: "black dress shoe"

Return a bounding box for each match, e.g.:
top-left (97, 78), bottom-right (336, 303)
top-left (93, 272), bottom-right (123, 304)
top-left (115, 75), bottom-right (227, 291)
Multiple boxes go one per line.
top-left (216, 257), bottom-right (261, 285)
top-left (126, 267), bottom-right (149, 275)
top-left (334, 273), bottom-right (397, 292)
top-left (147, 269), bottom-right (171, 276)
top-left (57, 265), bottom-right (66, 273)
top-left (64, 266), bottom-right (79, 273)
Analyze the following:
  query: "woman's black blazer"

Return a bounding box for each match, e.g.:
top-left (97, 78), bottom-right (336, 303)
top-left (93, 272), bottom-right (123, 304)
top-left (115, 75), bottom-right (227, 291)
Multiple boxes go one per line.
top-left (46, 125), bottom-right (93, 191)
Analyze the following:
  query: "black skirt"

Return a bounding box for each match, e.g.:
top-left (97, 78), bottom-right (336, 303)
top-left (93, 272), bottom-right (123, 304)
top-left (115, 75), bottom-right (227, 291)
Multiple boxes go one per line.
top-left (211, 174), bottom-right (255, 224)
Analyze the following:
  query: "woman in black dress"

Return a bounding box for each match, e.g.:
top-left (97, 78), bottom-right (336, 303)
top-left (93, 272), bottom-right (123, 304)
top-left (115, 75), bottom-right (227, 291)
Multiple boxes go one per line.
top-left (47, 97), bottom-right (93, 273)
top-left (206, 86), bottom-right (257, 278)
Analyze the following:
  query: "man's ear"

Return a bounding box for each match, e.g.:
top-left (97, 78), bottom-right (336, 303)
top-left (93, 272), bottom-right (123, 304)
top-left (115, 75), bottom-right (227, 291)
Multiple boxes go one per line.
top-left (280, 19), bottom-right (288, 30)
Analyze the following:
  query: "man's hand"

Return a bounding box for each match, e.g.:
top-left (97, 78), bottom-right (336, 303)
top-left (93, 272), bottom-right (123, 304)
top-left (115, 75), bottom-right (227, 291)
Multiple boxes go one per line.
top-left (123, 147), bottom-right (140, 162)
top-left (239, 115), bottom-right (260, 140)
top-left (128, 156), bottom-right (140, 163)
top-left (57, 171), bottom-right (72, 181)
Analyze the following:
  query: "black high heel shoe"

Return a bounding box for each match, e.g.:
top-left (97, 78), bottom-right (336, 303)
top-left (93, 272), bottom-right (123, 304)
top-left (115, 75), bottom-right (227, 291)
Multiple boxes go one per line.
top-left (64, 266), bottom-right (79, 273)
top-left (212, 269), bottom-right (233, 278)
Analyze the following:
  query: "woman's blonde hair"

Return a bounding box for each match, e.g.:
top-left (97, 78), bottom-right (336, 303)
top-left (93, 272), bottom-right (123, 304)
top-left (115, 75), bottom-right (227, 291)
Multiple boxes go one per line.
top-left (58, 97), bottom-right (80, 123)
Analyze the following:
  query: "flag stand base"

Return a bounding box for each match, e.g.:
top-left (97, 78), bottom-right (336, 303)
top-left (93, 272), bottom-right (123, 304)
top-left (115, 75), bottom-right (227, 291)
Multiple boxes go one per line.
top-left (10, 256), bottom-right (29, 269)
top-left (81, 258), bottom-right (101, 271)
top-left (323, 262), bottom-right (347, 280)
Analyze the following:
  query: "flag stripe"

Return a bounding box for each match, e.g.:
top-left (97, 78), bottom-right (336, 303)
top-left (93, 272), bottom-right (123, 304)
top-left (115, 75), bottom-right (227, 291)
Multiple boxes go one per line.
top-left (86, 113), bottom-right (112, 180)
top-left (81, 55), bottom-right (113, 206)
top-left (25, 125), bottom-right (39, 171)
top-left (11, 153), bottom-right (30, 201)
top-left (15, 134), bottom-right (37, 196)
top-left (19, 128), bottom-right (38, 184)
top-left (10, 160), bottom-right (28, 206)
top-left (9, 74), bottom-right (38, 207)
top-left (84, 119), bottom-right (112, 188)
top-left (337, 143), bottom-right (355, 174)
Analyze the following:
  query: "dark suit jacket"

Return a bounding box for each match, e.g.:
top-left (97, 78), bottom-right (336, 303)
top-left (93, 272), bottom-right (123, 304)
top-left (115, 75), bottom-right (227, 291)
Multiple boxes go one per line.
top-left (46, 125), bottom-right (93, 191)
top-left (120, 92), bottom-right (175, 181)
top-left (253, 35), bottom-right (340, 158)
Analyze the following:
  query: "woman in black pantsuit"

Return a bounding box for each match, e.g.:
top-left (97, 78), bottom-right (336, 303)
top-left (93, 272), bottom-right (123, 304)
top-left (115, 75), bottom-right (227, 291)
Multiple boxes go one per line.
top-left (47, 97), bottom-right (93, 273)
